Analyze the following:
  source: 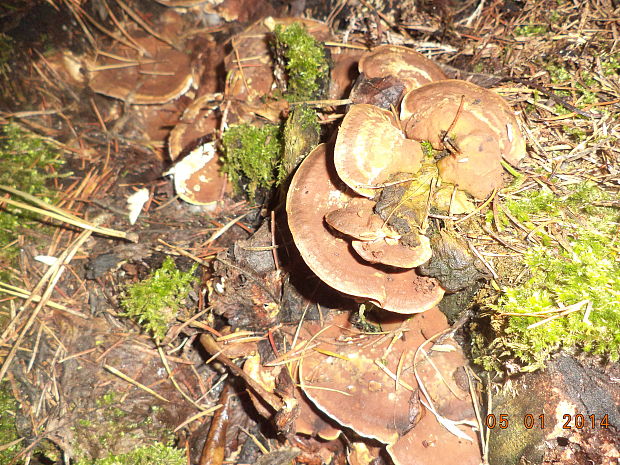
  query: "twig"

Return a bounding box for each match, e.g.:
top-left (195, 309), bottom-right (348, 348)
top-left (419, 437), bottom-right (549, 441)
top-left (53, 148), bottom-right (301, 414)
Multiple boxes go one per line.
top-left (0, 282), bottom-right (75, 313)
top-left (199, 334), bottom-right (283, 411)
top-left (199, 384), bottom-right (231, 465)
top-left (206, 212), bottom-right (249, 244)
top-left (157, 239), bottom-right (210, 266)
top-left (443, 95), bottom-right (466, 145)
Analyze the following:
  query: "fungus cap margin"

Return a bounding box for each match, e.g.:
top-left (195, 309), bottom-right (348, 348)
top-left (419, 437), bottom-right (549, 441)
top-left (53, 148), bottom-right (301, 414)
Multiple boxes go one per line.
top-left (334, 104), bottom-right (423, 198)
top-left (286, 143), bottom-right (444, 314)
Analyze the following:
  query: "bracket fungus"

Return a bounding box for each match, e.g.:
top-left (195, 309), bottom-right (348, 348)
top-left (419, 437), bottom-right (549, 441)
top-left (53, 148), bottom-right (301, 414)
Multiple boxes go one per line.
top-left (358, 44), bottom-right (447, 93)
top-left (333, 104), bottom-right (423, 198)
top-left (286, 143), bottom-right (443, 314)
top-left (165, 142), bottom-right (227, 208)
top-left (324, 197), bottom-right (432, 269)
top-left (401, 79), bottom-right (526, 199)
top-left (243, 353), bottom-right (342, 440)
top-left (288, 67), bottom-right (525, 310)
top-left (88, 35), bottom-right (193, 105)
top-left (297, 309), bottom-right (482, 465)
top-left (349, 44), bottom-right (447, 109)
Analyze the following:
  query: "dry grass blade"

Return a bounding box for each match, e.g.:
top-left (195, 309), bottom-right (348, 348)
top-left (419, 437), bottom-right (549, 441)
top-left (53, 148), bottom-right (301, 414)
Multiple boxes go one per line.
top-left (100, 0), bottom-right (144, 52)
top-left (0, 185), bottom-right (137, 242)
top-left (206, 212), bottom-right (250, 244)
top-left (412, 328), bottom-right (476, 441)
top-left (114, 0), bottom-right (178, 50)
top-left (374, 359), bottom-right (415, 391)
top-left (297, 356), bottom-right (353, 396)
top-left (0, 229), bottom-right (93, 382)
top-left (104, 363), bottom-right (170, 403)
top-left (0, 437), bottom-right (25, 452)
top-left (61, 0), bottom-right (96, 48)
top-left (465, 366), bottom-right (486, 462)
top-left (158, 238), bottom-right (210, 265)
top-left (526, 300), bottom-right (590, 329)
top-left (454, 188), bottom-right (497, 224)
top-left (199, 334), bottom-right (283, 411)
top-left (174, 404), bottom-right (223, 432)
top-left (0, 282), bottom-right (71, 313)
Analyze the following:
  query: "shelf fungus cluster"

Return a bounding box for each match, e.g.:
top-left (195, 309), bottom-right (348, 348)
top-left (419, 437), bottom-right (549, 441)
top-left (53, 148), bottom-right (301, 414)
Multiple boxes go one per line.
top-left (287, 45), bottom-right (526, 313)
top-left (236, 310), bottom-right (482, 465)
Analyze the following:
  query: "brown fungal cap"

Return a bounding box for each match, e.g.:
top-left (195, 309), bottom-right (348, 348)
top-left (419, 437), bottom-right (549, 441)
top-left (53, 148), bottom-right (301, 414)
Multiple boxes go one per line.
top-left (243, 354), bottom-right (341, 440)
top-left (89, 35), bottom-right (193, 105)
top-left (351, 234), bottom-right (432, 269)
top-left (334, 104), bottom-right (423, 198)
top-left (359, 44), bottom-right (447, 93)
top-left (401, 79), bottom-right (526, 164)
top-left (386, 335), bottom-right (481, 465)
top-left (298, 308), bottom-right (478, 452)
top-left (169, 93), bottom-right (221, 161)
top-left (436, 143), bottom-right (504, 199)
top-left (401, 79), bottom-right (526, 198)
top-left (286, 143), bottom-right (443, 314)
top-left (386, 410), bottom-right (482, 465)
top-left (325, 197), bottom-right (432, 268)
top-left (324, 197), bottom-right (389, 241)
top-left (165, 142), bottom-right (227, 208)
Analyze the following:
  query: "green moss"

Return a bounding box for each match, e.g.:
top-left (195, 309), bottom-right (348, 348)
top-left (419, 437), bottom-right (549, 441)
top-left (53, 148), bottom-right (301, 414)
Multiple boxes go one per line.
top-left (96, 391), bottom-right (118, 407)
top-left (0, 33), bottom-right (15, 66)
top-left (506, 182), bottom-right (615, 234)
top-left (549, 11), bottom-right (561, 23)
top-left (563, 125), bottom-right (587, 141)
top-left (472, 62), bottom-right (484, 73)
top-left (279, 105), bottom-right (320, 181)
top-left (70, 390), bottom-right (176, 463)
top-left (221, 123), bottom-right (283, 199)
top-left (120, 257), bottom-right (197, 343)
top-left (546, 63), bottom-right (571, 83)
top-left (0, 382), bottom-right (23, 464)
top-left (545, 64), bottom-right (602, 111)
top-left (514, 24), bottom-right (548, 36)
top-left (273, 22), bottom-right (329, 102)
top-left (420, 140), bottom-right (438, 158)
top-left (475, 183), bottom-right (620, 372)
top-left (601, 53), bottom-right (620, 76)
top-left (0, 123), bottom-right (63, 263)
top-left (76, 442), bottom-right (185, 465)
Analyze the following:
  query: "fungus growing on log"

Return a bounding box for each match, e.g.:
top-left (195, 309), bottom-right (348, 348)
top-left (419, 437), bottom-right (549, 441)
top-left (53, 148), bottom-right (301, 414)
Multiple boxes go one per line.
top-left (401, 79), bottom-right (526, 199)
top-left (243, 353), bottom-right (342, 440)
top-left (324, 197), bottom-right (432, 269)
top-left (286, 143), bottom-right (443, 314)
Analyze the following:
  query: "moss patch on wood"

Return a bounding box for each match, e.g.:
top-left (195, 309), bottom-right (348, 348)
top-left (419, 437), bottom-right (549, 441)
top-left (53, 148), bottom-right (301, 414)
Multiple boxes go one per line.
top-left (0, 123), bottom-right (64, 266)
top-left (221, 123), bottom-right (283, 200)
top-left (272, 22), bottom-right (329, 102)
